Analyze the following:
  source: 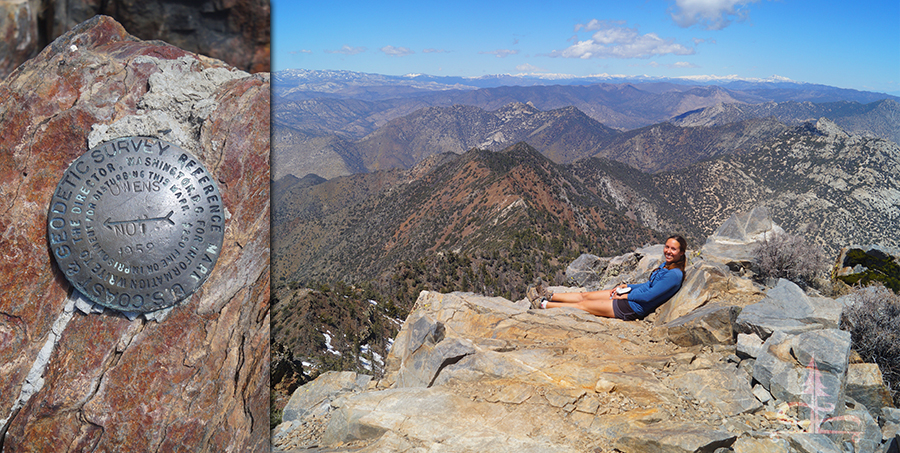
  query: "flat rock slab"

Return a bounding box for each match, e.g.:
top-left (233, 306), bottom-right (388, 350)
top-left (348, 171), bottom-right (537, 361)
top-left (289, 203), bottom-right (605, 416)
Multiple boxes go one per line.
top-left (279, 291), bottom-right (769, 452)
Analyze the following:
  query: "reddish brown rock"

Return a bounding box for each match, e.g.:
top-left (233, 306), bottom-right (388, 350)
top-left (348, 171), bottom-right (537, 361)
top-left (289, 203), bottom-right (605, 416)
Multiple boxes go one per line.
top-left (0, 16), bottom-right (269, 452)
top-left (0, 0), bottom-right (269, 80)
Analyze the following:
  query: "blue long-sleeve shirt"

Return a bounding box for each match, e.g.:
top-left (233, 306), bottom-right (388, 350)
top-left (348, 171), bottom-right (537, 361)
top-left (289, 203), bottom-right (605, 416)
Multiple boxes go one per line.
top-left (626, 264), bottom-right (683, 317)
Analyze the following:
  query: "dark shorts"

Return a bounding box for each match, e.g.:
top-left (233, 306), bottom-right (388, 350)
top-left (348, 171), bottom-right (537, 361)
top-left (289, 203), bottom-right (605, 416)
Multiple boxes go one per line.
top-left (612, 299), bottom-right (640, 321)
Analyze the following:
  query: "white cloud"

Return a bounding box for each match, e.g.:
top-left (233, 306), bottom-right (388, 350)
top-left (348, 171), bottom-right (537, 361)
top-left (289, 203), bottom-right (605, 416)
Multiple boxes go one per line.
top-left (288, 50), bottom-right (313, 55)
top-left (516, 63), bottom-right (547, 72)
top-left (480, 49), bottom-right (519, 58)
top-left (381, 45), bottom-right (414, 57)
top-left (324, 45), bottom-right (367, 55)
top-left (669, 0), bottom-right (758, 30)
top-left (551, 22), bottom-right (694, 59)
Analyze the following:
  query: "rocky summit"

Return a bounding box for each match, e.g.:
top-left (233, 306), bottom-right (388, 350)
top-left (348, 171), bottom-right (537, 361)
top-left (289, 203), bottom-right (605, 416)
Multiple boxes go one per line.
top-left (0, 16), bottom-right (269, 451)
top-left (273, 209), bottom-right (898, 453)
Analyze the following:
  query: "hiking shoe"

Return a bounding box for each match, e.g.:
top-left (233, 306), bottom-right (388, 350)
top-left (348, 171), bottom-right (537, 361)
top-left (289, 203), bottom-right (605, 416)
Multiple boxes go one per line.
top-left (526, 285), bottom-right (540, 304)
top-left (531, 296), bottom-right (548, 310)
top-left (537, 280), bottom-right (553, 299)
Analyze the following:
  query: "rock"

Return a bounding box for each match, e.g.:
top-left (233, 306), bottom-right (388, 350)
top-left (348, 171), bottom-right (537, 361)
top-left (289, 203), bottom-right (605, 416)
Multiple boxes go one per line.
top-left (381, 299), bottom-right (478, 388)
top-left (660, 303), bottom-right (741, 347)
top-left (284, 290), bottom-right (754, 451)
top-left (0, 0), bottom-right (269, 79)
top-left (822, 398), bottom-right (881, 453)
top-left (565, 253), bottom-right (608, 287)
top-left (845, 363), bottom-right (893, 419)
top-left (701, 206), bottom-right (783, 265)
top-left (752, 331), bottom-right (805, 402)
top-left (566, 245), bottom-right (669, 291)
top-left (736, 333), bottom-right (765, 359)
top-left (884, 408), bottom-right (900, 441)
top-left (732, 434), bottom-right (791, 453)
top-left (752, 329), bottom-right (849, 423)
top-left (280, 371), bottom-right (372, 423)
top-left (735, 279), bottom-right (842, 339)
top-left (789, 329), bottom-right (851, 377)
top-left (654, 261), bottom-right (731, 324)
top-left (0, 16), bottom-right (269, 452)
top-left (751, 384), bottom-right (772, 404)
top-left (784, 433), bottom-right (843, 453)
top-left (835, 245), bottom-right (900, 293)
top-left (614, 425), bottom-right (735, 453)
top-left (668, 366), bottom-right (762, 416)
top-left (321, 386), bottom-right (583, 452)
top-left (566, 251), bottom-right (642, 289)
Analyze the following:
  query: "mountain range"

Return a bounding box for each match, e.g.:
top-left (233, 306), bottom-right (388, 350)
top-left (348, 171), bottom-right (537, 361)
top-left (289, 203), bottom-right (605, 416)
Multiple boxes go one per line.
top-left (274, 69), bottom-right (898, 104)
top-left (273, 70), bottom-right (900, 181)
top-left (273, 118), bottom-right (900, 294)
top-left (272, 142), bottom-right (662, 295)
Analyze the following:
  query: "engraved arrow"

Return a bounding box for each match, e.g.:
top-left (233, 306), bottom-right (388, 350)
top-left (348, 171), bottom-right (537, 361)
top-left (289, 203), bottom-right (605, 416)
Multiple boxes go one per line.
top-left (104, 211), bottom-right (175, 230)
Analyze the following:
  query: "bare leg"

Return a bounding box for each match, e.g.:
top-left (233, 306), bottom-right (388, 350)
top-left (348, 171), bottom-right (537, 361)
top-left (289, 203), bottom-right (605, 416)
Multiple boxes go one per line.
top-left (549, 290), bottom-right (612, 303)
top-left (545, 290), bottom-right (617, 318)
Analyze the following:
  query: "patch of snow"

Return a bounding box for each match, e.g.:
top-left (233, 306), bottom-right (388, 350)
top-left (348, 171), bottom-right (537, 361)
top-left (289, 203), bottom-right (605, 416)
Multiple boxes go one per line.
top-left (322, 331), bottom-right (341, 356)
top-left (373, 351), bottom-right (384, 367)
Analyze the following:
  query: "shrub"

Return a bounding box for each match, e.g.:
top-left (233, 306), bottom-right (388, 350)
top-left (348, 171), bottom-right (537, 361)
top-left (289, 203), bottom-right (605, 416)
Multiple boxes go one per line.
top-left (751, 232), bottom-right (828, 288)
top-left (841, 283), bottom-right (900, 406)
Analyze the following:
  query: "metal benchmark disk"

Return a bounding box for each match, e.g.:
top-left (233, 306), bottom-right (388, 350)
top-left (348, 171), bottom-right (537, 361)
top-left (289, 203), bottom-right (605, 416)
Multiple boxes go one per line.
top-left (47, 136), bottom-right (225, 313)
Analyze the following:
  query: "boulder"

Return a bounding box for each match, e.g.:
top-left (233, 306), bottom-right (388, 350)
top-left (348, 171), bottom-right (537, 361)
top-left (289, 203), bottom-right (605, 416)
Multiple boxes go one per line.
top-left (735, 279), bottom-right (842, 339)
top-left (667, 366), bottom-right (762, 416)
top-left (845, 363), bottom-right (894, 419)
top-left (565, 253), bottom-right (608, 287)
top-left (659, 303), bottom-right (741, 347)
top-left (784, 433), bottom-right (843, 453)
top-left (884, 408), bottom-right (900, 441)
top-left (565, 252), bottom-right (642, 289)
top-left (654, 260), bottom-right (735, 325)
top-left (280, 371), bottom-right (372, 423)
top-left (0, 16), bottom-right (269, 452)
top-left (821, 399), bottom-right (881, 453)
top-left (736, 333), bottom-right (765, 359)
top-left (752, 329), bottom-right (850, 423)
top-left (701, 206), bottom-right (783, 266)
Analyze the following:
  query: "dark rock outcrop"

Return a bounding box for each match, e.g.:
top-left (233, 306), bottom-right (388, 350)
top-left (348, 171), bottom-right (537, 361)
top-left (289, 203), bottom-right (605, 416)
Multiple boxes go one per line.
top-left (835, 245), bottom-right (900, 293)
top-left (0, 16), bottom-right (269, 452)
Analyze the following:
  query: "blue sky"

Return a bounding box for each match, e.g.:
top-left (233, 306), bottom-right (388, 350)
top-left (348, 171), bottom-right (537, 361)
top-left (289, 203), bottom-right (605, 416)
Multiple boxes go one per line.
top-left (273, 0), bottom-right (900, 95)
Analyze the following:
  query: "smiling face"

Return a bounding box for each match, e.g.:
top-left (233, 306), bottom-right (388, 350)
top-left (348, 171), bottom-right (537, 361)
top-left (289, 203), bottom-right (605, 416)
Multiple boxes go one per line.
top-left (663, 238), bottom-right (685, 265)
